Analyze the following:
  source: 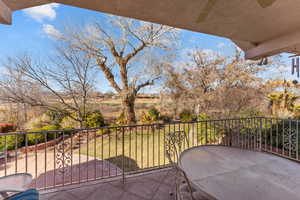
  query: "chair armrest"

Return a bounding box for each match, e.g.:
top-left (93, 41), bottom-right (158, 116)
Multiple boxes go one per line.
top-left (0, 187), bottom-right (26, 193)
top-left (0, 173), bottom-right (32, 192)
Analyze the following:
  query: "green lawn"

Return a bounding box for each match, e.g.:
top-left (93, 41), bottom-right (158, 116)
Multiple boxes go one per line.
top-left (75, 122), bottom-right (222, 171)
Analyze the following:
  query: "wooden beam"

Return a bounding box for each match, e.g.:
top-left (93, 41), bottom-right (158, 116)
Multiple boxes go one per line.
top-left (0, 0), bottom-right (11, 25)
top-left (245, 29), bottom-right (300, 60)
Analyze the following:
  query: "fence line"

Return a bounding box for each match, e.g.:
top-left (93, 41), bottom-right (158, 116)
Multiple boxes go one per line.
top-left (0, 117), bottom-right (298, 189)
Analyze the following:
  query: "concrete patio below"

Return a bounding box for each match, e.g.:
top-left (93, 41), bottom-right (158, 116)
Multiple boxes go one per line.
top-left (40, 168), bottom-right (176, 200)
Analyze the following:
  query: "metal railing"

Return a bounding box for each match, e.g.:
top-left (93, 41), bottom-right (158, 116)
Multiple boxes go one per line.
top-left (0, 117), bottom-right (298, 189)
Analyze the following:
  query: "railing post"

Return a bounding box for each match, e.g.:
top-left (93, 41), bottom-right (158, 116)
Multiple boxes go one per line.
top-left (297, 120), bottom-right (299, 160)
top-left (205, 121), bottom-right (208, 145)
top-left (238, 119), bottom-right (241, 148)
top-left (122, 127), bottom-right (125, 184)
top-left (259, 118), bottom-right (263, 152)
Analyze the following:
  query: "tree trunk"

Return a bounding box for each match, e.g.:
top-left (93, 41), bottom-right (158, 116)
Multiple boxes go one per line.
top-left (122, 93), bottom-right (136, 124)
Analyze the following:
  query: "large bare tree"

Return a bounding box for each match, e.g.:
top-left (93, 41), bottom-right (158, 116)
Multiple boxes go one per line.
top-left (0, 47), bottom-right (97, 128)
top-left (162, 49), bottom-right (226, 117)
top-left (213, 49), bottom-right (268, 118)
top-left (183, 49), bottom-right (225, 115)
top-left (162, 48), bottom-right (269, 119)
top-left (59, 16), bottom-right (178, 124)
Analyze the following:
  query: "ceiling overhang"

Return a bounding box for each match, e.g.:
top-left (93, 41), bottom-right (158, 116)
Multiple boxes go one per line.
top-left (245, 29), bottom-right (300, 60)
top-left (0, 0), bottom-right (11, 24)
top-left (2, 0), bottom-right (300, 60)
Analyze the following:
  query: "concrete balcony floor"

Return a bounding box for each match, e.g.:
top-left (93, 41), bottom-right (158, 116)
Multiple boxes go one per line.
top-left (40, 168), bottom-right (176, 200)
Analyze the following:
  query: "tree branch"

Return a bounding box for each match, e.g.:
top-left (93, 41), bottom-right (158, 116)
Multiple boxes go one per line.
top-left (96, 57), bottom-right (121, 92)
top-left (135, 77), bottom-right (160, 94)
top-left (124, 42), bottom-right (147, 64)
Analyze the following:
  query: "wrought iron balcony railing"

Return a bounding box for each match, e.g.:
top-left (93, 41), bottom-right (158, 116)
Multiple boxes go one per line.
top-left (0, 117), bottom-right (298, 190)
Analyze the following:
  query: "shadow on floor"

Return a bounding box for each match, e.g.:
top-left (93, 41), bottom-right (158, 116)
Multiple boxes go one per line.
top-left (31, 159), bottom-right (122, 189)
top-left (40, 168), bottom-right (176, 200)
top-left (106, 155), bottom-right (140, 172)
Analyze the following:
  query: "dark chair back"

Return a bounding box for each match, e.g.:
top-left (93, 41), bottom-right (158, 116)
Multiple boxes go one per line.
top-left (6, 189), bottom-right (39, 200)
top-left (165, 131), bottom-right (195, 200)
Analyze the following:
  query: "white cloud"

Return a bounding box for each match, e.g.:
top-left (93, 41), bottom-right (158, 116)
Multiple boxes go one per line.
top-left (23, 3), bottom-right (59, 22)
top-left (202, 49), bottom-right (216, 55)
top-left (217, 42), bottom-right (226, 49)
top-left (1, 67), bottom-right (10, 76)
top-left (42, 24), bottom-right (62, 39)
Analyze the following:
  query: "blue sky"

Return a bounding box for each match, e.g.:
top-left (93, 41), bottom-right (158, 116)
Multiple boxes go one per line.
top-left (0, 3), bottom-right (294, 92)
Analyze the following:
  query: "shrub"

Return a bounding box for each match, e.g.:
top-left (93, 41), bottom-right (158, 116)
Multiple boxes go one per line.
top-left (60, 116), bottom-right (80, 129)
top-left (0, 124), bottom-right (18, 151)
top-left (140, 111), bottom-right (151, 123)
top-left (85, 110), bottom-right (105, 128)
top-left (60, 110), bottom-right (105, 129)
top-left (0, 134), bottom-right (24, 151)
top-left (160, 114), bottom-right (172, 123)
top-left (264, 120), bottom-right (300, 154)
top-left (96, 128), bottom-right (111, 136)
top-left (140, 107), bottom-right (160, 124)
top-left (42, 125), bottom-right (62, 140)
top-left (148, 108), bottom-right (160, 121)
top-left (179, 110), bottom-right (196, 122)
top-left (25, 110), bottom-right (66, 131)
top-left (238, 109), bottom-right (264, 118)
top-left (45, 110), bottom-right (67, 126)
top-left (116, 112), bottom-right (127, 125)
top-left (27, 132), bottom-right (45, 146)
top-left (148, 107), bottom-right (160, 121)
top-left (24, 114), bottom-right (52, 130)
top-left (198, 113), bottom-right (210, 121)
top-left (27, 124), bottom-right (60, 145)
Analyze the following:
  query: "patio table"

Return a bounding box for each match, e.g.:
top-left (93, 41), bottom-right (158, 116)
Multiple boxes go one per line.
top-left (179, 145), bottom-right (300, 200)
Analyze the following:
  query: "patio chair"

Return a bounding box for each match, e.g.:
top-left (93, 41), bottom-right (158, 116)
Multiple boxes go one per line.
top-left (4, 189), bottom-right (39, 200)
top-left (0, 173), bottom-right (33, 199)
top-left (165, 132), bottom-right (217, 200)
top-left (165, 131), bottom-right (195, 200)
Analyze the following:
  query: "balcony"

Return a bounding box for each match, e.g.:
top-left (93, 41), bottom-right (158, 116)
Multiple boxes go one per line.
top-left (0, 117), bottom-right (299, 199)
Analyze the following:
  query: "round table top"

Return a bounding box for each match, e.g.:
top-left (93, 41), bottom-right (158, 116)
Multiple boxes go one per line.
top-left (179, 145), bottom-right (300, 200)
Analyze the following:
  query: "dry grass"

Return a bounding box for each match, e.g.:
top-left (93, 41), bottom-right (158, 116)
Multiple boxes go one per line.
top-left (98, 97), bottom-right (160, 121)
top-left (0, 97), bottom-right (160, 124)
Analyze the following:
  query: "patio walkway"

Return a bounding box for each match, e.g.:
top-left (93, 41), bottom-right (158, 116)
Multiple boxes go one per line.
top-left (40, 168), bottom-right (176, 200)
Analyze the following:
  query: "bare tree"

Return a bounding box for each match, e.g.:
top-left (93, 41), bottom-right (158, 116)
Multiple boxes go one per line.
top-left (162, 49), bottom-right (225, 117)
top-left (182, 49), bottom-right (225, 115)
top-left (59, 16), bottom-right (178, 124)
top-left (213, 49), bottom-right (268, 118)
top-left (161, 64), bottom-right (186, 119)
top-left (163, 48), bottom-right (269, 119)
top-left (0, 47), bottom-right (97, 128)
